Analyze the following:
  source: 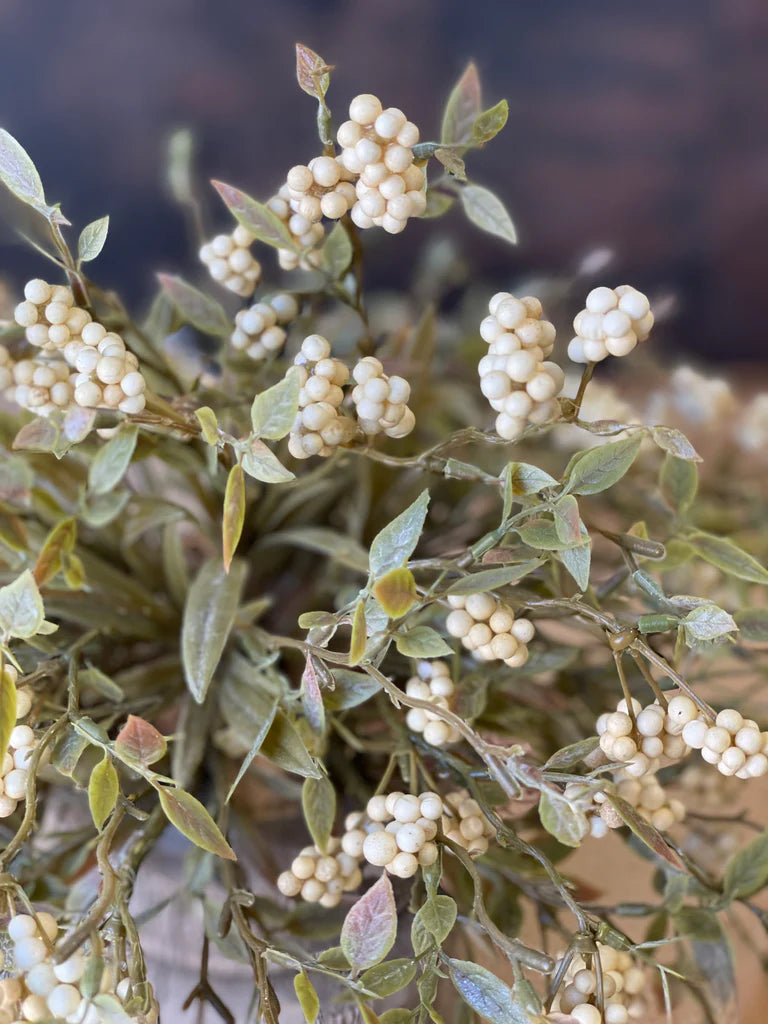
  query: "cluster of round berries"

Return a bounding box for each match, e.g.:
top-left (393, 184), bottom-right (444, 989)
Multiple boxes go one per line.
top-left (350, 792), bottom-right (443, 878)
top-left (404, 660), bottom-right (460, 747)
top-left (351, 356), bottom-right (415, 439)
top-left (14, 280), bottom-right (92, 353)
top-left (681, 707), bottom-right (768, 779)
top-left (1, 670), bottom-right (35, 818)
top-left (336, 94), bottom-right (426, 234)
top-left (0, 914), bottom-right (158, 1024)
top-left (571, 772), bottom-right (684, 839)
top-left (8, 358), bottom-right (73, 417)
top-left (230, 293), bottom-right (299, 361)
top-left (596, 696), bottom-right (690, 779)
top-left (288, 335), bottom-right (356, 459)
top-left (478, 293), bottom-right (564, 440)
top-left (567, 286), bottom-right (654, 364)
top-left (445, 592), bottom-right (534, 667)
top-left (551, 943), bottom-right (648, 1023)
top-left (441, 790), bottom-right (495, 856)
top-left (266, 187), bottom-right (326, 272)
top-left (276, 838), bottom-right (363, 908)
top-left (65, 323), bottom-right (146, 414)
top-left (199, 226), bottom-right (262, 297)
top-left (283, 157), bottom-right (357, 226)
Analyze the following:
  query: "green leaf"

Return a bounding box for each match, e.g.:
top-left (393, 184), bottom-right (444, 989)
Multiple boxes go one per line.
top-left (88, 755), bottom-right (119, 830)
top-left (225, 694), bottom-right (279, 802)
top-left (460, 184), bottom-right (517, 245)
top-left (181, 558), bottom-right (248, 703)
top-left (241, 439), bottom-right (295, 483)
top-left (557, 541), bottom-right (592, 592)
top-left (446, 560), bottom-right (544, 596)
top-left (445, 958), bottom-right (525, 1024)
top-left (212, 179), bottom-right (298, 251)
top-left (349, 599), bottom-right (367, 666)
top-left (652, 425), bottom-right (702, 462)
top-left (0, 569), bottom-right (44, 639)
top-left (411, 895), bottom-right (457, 955)
top-left (369, 489), bottom-right (429, 577)
top-left (441, 62), bottom-right (482, 146)
top-left (395, 626), bottom-right (452, 658)
top-left (260, 710), bottom-right (321, 778)
top-left (734, 608), bottom-right (768, 643)
top-left (77, 215), bottom-right (110, 263)
top-left (565, 434), bottom-right (643, 495)
top-left (0, 666), bottom-right (17, 768)
top-left (268, 527), bottom-right (368, 572)
top-left (723, 831), bottom-right (768, 901)
top-left (660, 454), bottom-right (698, 513)
top-left (222, 464), bottom-right (246, 573)
top-left (552, 495), bottom-right (581, 545)
top-left (87, 425), bottom-right (138, 495)
top-left (516, 519), bottom-right (571, 551)
top-left (302, 775), bottom-right (336, 853)
top-left (325, 670), bottom-right (380, 711)
top-left (538, 791), bottom-right (588, 848)
top-left (251, 369), bottom-right (301, 440)
top-left (502, 462), bottom-right (558, 513)
top-left (301, 654), bottom-right (325, 735)
top-left (606, 794), bottom-right (685, 870)
top-left (294, 970), bottom-right (320, 1023)
top-left (91, 994), bottom-right (135, 1024)
top-left (322, 222), bottom-right (353, 279)
top-left (373, 567), bottom-right (418, 618)
top-left (34, 517), bottom-right (77, 586)
top-left (681, 603), bottom-right (737, 645)
top-left (543, 736), bottom-right (600, 772)
top-left (114, 715), bottom-right (167, 766)
top-left (195, 406), bottom-right (219, 445)
top-left (0, 127), bottom-right (47, 210)
top-left (157, 786), bottom-right (236, 860)
top-left (422, 190), bottom-right (455, 219)
top-left (360, 959), bottom-right (417, 998)
top-left (341, 874), bottom-right (398, 971)
top-left (688, 531), bottom-right (768, 585)
top-left (471, 99), bottom-right (508, 146)
top-left (157, 273), bottom-right (230, 336)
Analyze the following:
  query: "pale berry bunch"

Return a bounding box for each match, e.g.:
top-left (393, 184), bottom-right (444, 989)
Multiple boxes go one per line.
top-left (266, 186), bottom-right (326, 271)
top-left (230, 293), bottom-right (299, 361)
top-left (276, 838), bottom-right (363, 908)
top-left (441, 790), bottom-right (495, 856)
top-left (445, 592), bottom-right (534, 667)
top-left (351, 356), bottom-right (415, 439)
top-left (199, 226), bottom-right (262, 297)
top-left (355, 791), bottom-right (443, 878)
top-left (612, 771), bottom-right (685, 833)
top-left (282, 157), bottom-right (357, 226)
top-left (1, 913), bottom-right (159, 1024)
top-left (337, 94), bottom-right (427, 234)
top-left (404, 660), bottom-right (460, 747)
top-left (0, 668), bottom-right (36, 818)
top-left (9, 357), bottom-right (73, 417)
top-left (478, 293), bottom-right (564, 440)
top-left (681, 707), bottom-right (768, 778)
top-left (596, 696), bottom-right (690, 779)
top-left (13, 280), bottom-right (92, 353)
top-left (65, 322), bottom-right (146, 414)
top-left (567, 285), bottom-right (654, 364)
top-left (0, 344), bottom-right (14, 391)
top-left (551, 943), bottom-right (648, 1023)
top-left (287, 335), bottom-right (356, 459)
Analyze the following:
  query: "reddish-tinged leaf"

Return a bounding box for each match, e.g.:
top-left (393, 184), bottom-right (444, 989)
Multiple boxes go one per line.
top-left (441, 62), bottom-right (482, 146)
top-left (340, 874), bottom-right (397, 971)
top-left (211, 180), bottom-right (297, 251)
top-left (295, 43), bottom-right (332, 100)
top-left (34, 517), bottom-right (76, 586)
top-left (115, 715), bottom-right (167, 766)
top-left (301, 655), bottom-right (325, 735)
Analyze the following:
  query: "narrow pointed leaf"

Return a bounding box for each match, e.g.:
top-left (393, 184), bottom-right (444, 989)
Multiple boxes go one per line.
top-left (157, 273), bottom-right (230, 336)
top-left (0, 667), bottom-right (17, 768)
top-left (212, 180), bottom-right (298, 251)
top-left (446, 958), bottom-right (525, 1024)
top-left (182, 558), bottom-right (247, 702)
top-left (688, 531), bottom-right (768, 585)
top-left (460, 184), bottom-right (517, 245)
top-left (441, 62), bottom-right (482, 145)
top-left (349, 600), bottom-right (367, 666)
top-left (294, 970), bottom-right (320, 1023)
top-left (222, 465), bottom-right (246, 572)
top-left (0, 128), bottom-right (47, 209)
top-left (88, 756), bottom-right (119, 830)
top-left (369, 489), bottom-right (429, 577)
top-left (157, 786), bottom-right (236, 859)
top-left (302, 775), bottom-right (336, 853)
top-left (88, 425), bottom-right (138, 495)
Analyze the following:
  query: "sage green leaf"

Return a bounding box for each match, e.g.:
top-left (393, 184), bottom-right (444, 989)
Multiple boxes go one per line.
top-left (502, 462), bottom-right (558, 507)
top-left (0, 666), bottom-right (17, 769)
top-left (516, 519), bottom-right (571, 551)
top-left (441, 61), bottom-right (482, 145)
top-left (114, 714), bottom-right (167, 765)
top-left (51, 725), bottom-right (90, 778)
top-left (88, 425), bottom-right (138, 495)
top-left (251, 369), bottom-right (301, 439)
top-left (88, 755), bottom-right (119, 830)
top-left (688, 531), bottom-right (768, 585)
top-left (543, 736), bottom-right (600, 772)
top-left (260, 710), bottom-right (322, 778)
top-left (181, 558), bottom-right (247, 703)
top-left (723, 831), bottom-right (768, 901)
top-left (302, 775), bottom-right (336, 853)
top-left (422, 190), bottom-right (455, 218)
top-left (0, 127), bottom-right (47, 210)
top-left (295, 43), bottom-right (331, 100)
top-left (294, 970), bottom-right (320, 1023)
top-left (158, 273), bottom-right (230, 335)
top-left (557, 541), bottom-right (592, 592)
top-left (158, 786), bottom-right (236, 860)
top-left (681, 603), bottom-right (737, 645)
top-left (78, 215), bottom-right (109, 263)
top-left (553, 495), bottom-right (581, 545)
top-left (12, 416), bottom-right (59, 453)
top-left (652, 425), bottom-right (702, 462)
top-left (411, 895), bottom-right (457, 955)
top-left (660, 454), bottom-right (698, 513)
top-left (460, 184), bottom-right (517, 245)
top-left (565, 434), bottom-right (643, 495)
top-left (225, 694), bottom-right (279, 802)
top-left (325, 669), bottom-right (379, 710)
top-left (538, 791), bottom-right (588, 848)
top-left (471, 99), bottom-right (508, 146)
top-left (222, 464), bottom-right (246, 573)
top-left (445, 958), bottom-right (525, 1024)
top-left (267, 527), bottom-right (368, 572)
top-left (241, 439), bottom-right (295, 483)
top-left (301, 654), bottom-right (325, 735)
top-left (166, 127), bottom-right (195, 205)
top-left (0, 569), bottom-right (44, 639)
top-left (212, 180), bottom-right (297, 250)
top-left (395, 626), bottom-right (452, 658)
top-left (322, 222), bottom-right (353, 279)
top-left (734, 608), bottom-right (768, 642)
top-left (369, 489), bottom-right (429, 577)
top-left (360, 959), bottom-right (417, 998)
top-left (446, 560), bottom-right (544, 596)
top-left (341, 874), bottom-right (397, 971)
top-left (607, 794), bottom-right (684, 870)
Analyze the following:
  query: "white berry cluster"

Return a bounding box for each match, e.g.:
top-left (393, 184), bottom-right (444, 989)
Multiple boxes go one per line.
top-left (404, 660), bottom-right (460, 747)
top-left (0, 668), bottom-right (35, 818)
top-left (479, 293), bottom-right (564, 440)
top-left (0, 913), bottom-right (158, 1023)
top-left (351, 791), bottom-right (443, 878)
top-left (199, 226), bottom-right (261, 297)
top-left (284, 157), bottom-right (357, 226)
top-left (65, 323), bottom-right (146, 414)
top-left (266, 187), bottom-right (326, 272)
top-left (276, 838), bottom-right (363, 908)
top-left (9, 358), bottom-right (73, 417)
top-left (681, 707), bottom-right (768, 779)
top-left (441, 790), bottom-right (495, 856)
top-left (569, 769), bottom-right (685, 840)
top-left (445, 593), bottom-right (534, 667)
top-left (596, 696), bottom-right (690, 779)
top-left (351, 356), bottom-right (415, 439)
top-left (336, 94), bottom-right (426, 234)
top-left (568, 286), bottom-right (654, 364)
top-left (231, 293), bottom-right (299, 361)
top-left (13, 281), bottom-right (92, 354)
top-left (550, 942), bottom-right (648, 1023)
top-left (287, 335), bottom-right (356, 459)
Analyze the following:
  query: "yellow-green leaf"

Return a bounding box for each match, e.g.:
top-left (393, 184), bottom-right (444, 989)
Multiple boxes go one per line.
top-left (34, 517), bottom-right (76, 586)
top-left (88, 755), bottom-right (119, 830)
top-left (294, 970), bottom-right (320, 1023)
top-left (87, 425), bottom-right (139, 495)
top-left (222, 465), bottom-right (246, 573)
top-left (157, 786), bottom-right (236, 860)
top-left (157, 273), bottom-right (230, 336)
top-left (0, 664), bottom-right (17, 767)
top-left (195, 406), bottom-right (219, 445)
top-left (349, 600), bottom-right (367, 666)
top-left (372, 567), bottom-right (418, 618)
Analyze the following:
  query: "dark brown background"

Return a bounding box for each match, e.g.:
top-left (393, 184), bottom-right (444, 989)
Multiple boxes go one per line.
top-left (1, 0), bottom-right (766, 360)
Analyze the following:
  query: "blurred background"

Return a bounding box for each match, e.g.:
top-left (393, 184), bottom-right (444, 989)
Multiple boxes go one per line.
top-left (0, 0), bottom-right (766, 361)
